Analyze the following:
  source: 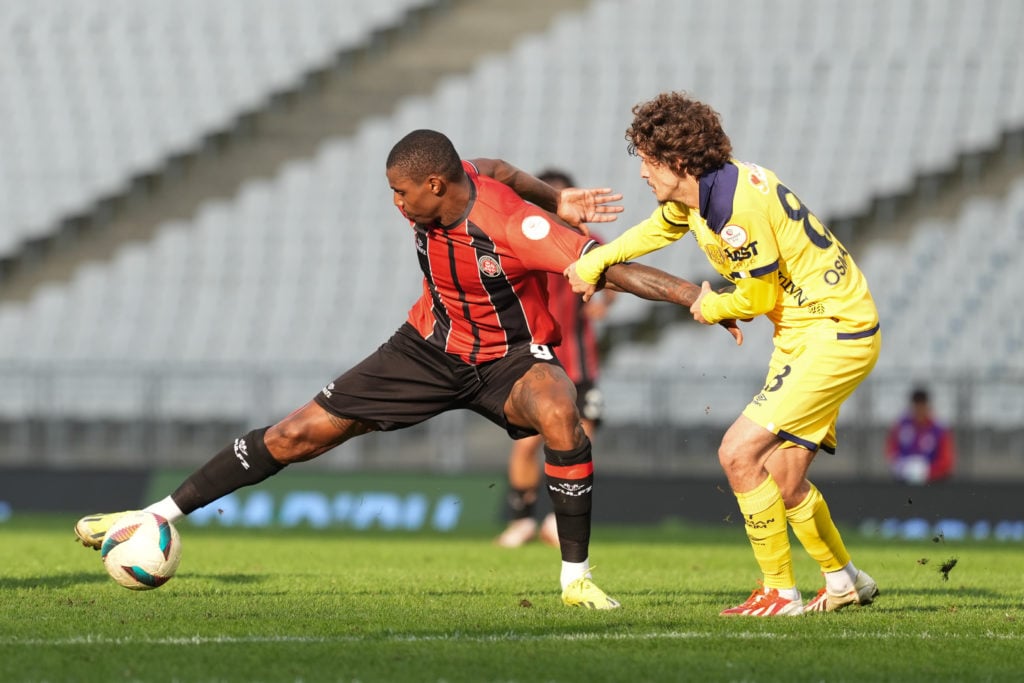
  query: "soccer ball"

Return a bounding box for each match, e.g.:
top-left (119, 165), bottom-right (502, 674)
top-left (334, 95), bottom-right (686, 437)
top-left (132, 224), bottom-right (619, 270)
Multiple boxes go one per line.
top-left (100, 511), bottom-right (182, 590)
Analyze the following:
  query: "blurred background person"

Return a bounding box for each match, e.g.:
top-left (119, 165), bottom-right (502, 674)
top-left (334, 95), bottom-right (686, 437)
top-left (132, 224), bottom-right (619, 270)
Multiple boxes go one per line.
top-left (495, 169), bottom-right (616, 548)
top-left (885, 387), bottom-right (957, 485)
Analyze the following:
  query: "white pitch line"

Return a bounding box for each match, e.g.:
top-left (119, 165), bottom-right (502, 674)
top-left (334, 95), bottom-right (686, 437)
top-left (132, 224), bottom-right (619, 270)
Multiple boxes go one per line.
top-left (3, 629), bottom-right (1023, 646)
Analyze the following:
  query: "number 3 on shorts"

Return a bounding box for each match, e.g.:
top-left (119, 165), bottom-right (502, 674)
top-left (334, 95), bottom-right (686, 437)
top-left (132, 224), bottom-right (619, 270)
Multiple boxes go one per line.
top-left (764, 364), bottom-right (792, 392)
top-left (530, 344), bottom-right (554, 360)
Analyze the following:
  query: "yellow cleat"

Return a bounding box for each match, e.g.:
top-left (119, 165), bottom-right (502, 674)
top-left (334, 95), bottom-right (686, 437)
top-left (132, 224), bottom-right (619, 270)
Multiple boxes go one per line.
top-left (561, 575), bottom-right (621, 610)
top-left (73, 511), bottom-right (132, 550)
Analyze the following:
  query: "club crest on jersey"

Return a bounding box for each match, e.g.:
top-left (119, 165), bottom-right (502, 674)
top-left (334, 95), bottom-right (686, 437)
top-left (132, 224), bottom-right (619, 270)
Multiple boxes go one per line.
top-left (721, 224), bottom-right (748, 248)
top-left (478, 254), bottom-right (503, 277)
top-left (521, 215), bottom-right (551, 240)
top-left (703, 244), bottom-right (726, 267)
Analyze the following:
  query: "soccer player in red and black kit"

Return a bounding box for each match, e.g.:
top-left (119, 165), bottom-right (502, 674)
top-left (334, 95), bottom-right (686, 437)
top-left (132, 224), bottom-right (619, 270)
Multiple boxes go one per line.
top-left (75, 130), bottom-right (740, 610)
top-left (495, 169), bottom-right (616, 549)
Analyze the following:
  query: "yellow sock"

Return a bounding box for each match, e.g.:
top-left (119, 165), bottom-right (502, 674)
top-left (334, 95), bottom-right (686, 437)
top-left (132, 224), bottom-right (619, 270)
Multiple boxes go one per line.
top-left (786, 483), bottom-right (851, 573)
top-left (735, 474), bottom-right (793, 590)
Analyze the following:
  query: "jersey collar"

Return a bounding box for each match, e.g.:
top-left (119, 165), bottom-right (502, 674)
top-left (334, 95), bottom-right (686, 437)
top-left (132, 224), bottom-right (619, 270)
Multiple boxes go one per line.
top-left (435, 177), bottom-right (477, 231)
top-left (698, 162), bottom-right (738, 234)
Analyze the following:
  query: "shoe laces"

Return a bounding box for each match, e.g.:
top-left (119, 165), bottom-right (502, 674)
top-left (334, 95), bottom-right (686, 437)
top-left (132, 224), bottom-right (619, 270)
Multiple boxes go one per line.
top-left (736, 581), bottom-right (770, 607)
top-left (566, 567), bottom-right (600, 590)
top-left (741, 582), bottom-right (792, 608)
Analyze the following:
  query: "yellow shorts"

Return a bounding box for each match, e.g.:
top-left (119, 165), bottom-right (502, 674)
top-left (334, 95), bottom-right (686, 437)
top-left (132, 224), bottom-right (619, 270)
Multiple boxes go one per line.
top-left (741, 325), bottom-right (881, 453)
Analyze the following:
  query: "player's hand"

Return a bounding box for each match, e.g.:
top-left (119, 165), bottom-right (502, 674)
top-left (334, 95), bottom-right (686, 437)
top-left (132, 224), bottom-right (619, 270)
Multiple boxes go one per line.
top-left (564, 262), bottom-right (599, 302)
top-left (556, 187), bottom-right (624, 229)
top-left (689, 281), bottom-right (713, 324)
top-left (718, 319), bottom-right (743, 345)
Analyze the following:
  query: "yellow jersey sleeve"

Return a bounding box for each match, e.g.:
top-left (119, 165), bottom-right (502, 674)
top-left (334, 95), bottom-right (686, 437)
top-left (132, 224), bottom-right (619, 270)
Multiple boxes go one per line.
top-left (699, 272), bottom-right (778, 323)
top-left (574, 203), bottom-right (690, 284)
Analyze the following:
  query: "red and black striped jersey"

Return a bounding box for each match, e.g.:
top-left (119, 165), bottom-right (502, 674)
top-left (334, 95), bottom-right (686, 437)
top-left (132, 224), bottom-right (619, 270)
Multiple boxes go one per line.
top-left (404, 161), bottom-right (597, 364)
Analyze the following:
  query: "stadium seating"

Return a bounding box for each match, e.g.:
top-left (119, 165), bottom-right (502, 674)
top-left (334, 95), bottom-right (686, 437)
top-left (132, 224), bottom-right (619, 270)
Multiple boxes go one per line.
top-left (0, 0), bottom-right (1022, 427)
top-left (0, 0), bottom-right (435, 258)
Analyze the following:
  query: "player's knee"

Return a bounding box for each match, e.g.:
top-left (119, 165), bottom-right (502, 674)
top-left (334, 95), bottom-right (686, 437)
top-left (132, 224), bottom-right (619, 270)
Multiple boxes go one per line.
top-left (717, 439), bottom-right (752, 476)
top-left (546, 396), bottom-right (579, 427)
top-left (533, 396), bottom-right (580, 439)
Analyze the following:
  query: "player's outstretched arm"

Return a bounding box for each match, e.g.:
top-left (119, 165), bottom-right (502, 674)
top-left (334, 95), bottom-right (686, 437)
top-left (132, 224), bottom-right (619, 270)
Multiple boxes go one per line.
top-left (471, 157), bottom-right (622, 230)
top-left (472, 157), bottom-right (561, 211)
top-left (604, 262), bottom-right (743, 345)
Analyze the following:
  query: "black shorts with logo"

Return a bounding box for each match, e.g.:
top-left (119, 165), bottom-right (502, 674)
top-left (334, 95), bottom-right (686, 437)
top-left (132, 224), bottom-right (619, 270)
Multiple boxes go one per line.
top-left (313, 323), bottom-right (563, 439)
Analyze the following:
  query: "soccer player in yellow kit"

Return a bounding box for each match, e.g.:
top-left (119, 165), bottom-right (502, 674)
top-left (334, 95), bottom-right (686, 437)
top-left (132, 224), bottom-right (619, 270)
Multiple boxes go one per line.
top-left (567, 92), bottom-right (881, 616)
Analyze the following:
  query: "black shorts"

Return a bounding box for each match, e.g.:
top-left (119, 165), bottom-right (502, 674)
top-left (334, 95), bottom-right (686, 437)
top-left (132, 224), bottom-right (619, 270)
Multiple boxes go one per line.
top-left (313, 323), bottom-right (563, 439)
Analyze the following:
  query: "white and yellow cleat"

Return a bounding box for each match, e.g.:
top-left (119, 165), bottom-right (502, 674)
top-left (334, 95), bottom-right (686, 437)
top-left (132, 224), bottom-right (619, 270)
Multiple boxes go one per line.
top-left (74, 511), bottom-right (132, 550)
top-left (561, 575), bottom-right (621, 610)
top-left (805, 570), bottom-right (879, 613)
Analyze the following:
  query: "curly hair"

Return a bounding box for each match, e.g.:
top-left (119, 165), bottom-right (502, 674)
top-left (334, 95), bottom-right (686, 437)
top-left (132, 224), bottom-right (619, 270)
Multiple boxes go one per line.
top-left (626, 92), bottom-right (732, 178)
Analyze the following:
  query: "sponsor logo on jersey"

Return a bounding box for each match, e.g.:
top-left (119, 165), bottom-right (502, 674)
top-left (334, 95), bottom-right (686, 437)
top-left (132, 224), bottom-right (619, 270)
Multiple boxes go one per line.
top-left (321, 381), bottom-right (335, 399)
top-left (478, 255), bottom-right (502, 277)
top-left (725, 241), bottom-right (760, 262)
top-left (779, 274), bottom-right (809, 306)
top-left (722, 225), bottom-right (748, 248)
top-left (415, 234), bottom-right (427, 255)
top-left (521, 215), bottom-right (551, 240)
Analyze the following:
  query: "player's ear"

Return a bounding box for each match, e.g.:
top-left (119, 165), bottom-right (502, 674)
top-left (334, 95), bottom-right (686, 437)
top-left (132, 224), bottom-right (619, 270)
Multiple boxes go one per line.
top-left (428, 174), bottom-right (445, 196)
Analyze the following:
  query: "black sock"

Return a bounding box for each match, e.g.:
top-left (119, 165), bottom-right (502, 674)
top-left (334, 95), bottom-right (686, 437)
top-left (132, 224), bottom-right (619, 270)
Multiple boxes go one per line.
top-left (505, 486), bottom-right (538, 521)
top-left (170, 427), bottom-right (284, 515)
top-left (544, 437), bottom-right (593, 563)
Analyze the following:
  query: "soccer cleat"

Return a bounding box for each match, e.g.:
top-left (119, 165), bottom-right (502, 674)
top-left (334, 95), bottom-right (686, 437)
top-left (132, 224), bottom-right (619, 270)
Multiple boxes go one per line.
top-left (561, 574), bottom-right (621, 610)
top-left (720, 585), bottom-right (804, 616)
top-left (538, 513), bottom-right (560, 548)
top-left (494, 517), bottom-right (538, 548)
top-left (74, 511), bottom-right (132, 550)
top-left (805, 570), bottom-right (879, 613)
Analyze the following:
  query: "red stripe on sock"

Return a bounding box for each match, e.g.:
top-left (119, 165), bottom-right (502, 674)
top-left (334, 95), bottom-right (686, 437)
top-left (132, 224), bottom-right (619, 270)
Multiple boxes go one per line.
top-left (544, 461), bottom-right (594, 480)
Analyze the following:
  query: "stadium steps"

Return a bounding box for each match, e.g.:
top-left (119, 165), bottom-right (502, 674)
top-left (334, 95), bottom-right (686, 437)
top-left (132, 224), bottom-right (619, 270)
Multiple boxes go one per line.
top-left (0, 0), bottom-right (591, 304)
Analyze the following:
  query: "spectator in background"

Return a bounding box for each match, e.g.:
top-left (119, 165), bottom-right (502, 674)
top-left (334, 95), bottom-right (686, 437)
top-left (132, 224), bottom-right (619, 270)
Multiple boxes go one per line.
top-left (885, 387), bottom-right (957, 485)
top-left (496, 169), bottom-right (616, 549)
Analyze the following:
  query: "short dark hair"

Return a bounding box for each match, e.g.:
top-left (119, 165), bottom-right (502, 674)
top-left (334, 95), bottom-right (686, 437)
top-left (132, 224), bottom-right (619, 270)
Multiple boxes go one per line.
top-left (536, 169), bottom-right (576, 188)
top-left (626, 91), bottom-right (732, 178)
top-left (386, 129), bottom-right (464, 183)
top-left (910, 387), bottom-right (930, 404)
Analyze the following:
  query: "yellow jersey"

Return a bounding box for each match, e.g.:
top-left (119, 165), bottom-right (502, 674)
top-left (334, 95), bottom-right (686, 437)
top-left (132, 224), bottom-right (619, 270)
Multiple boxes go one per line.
top-left (576, 160), bottom-right (878, 338)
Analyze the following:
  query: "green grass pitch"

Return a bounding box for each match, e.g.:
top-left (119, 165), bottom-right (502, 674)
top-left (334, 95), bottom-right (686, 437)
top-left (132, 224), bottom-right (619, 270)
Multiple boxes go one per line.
top-left (1, 516), bottom-right (1022, 682)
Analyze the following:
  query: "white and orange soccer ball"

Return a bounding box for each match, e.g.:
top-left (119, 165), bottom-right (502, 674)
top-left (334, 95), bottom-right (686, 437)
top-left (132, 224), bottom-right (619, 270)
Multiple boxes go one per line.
top-left (100, 511), bottom-right (182, 590)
